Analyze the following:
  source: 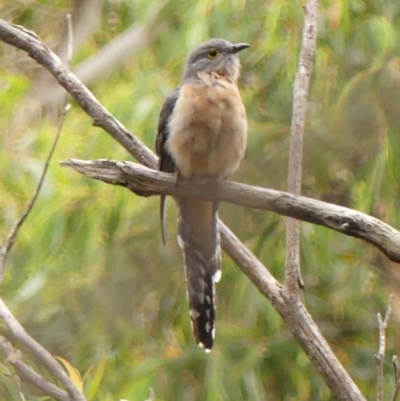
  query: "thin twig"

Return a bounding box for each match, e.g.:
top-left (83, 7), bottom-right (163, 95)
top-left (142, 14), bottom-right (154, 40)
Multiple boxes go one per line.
top-left (285, 0), bottom-right (318, 293)
top-left (65, 14), bottom-right (73, 67)
top-left (391, 356), bottom-right (400, 401)
top-left (376, 295), bottom-right (394, 401)
top-left (0, 336), bottom-right (69, 401)
top-left (0, 104), bottom-right (69, 283)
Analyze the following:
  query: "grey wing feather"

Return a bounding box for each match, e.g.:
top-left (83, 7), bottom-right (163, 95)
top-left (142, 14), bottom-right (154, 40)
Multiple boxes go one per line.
top-left (155, 88), bottom-right (180, 245)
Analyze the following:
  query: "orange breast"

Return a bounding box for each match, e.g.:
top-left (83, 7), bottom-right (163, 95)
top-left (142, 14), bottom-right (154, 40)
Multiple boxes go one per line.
top-left (166, 73), bottom-right (247, 178)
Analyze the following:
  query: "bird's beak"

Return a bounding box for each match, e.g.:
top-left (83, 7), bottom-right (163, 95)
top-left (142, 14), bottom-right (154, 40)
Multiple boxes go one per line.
top-left (231, 43), bottom-right (251, 53)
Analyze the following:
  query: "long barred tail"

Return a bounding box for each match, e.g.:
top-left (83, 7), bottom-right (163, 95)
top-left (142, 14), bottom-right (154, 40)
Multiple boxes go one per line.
top-left (177, 197), bottom-right (221, 351)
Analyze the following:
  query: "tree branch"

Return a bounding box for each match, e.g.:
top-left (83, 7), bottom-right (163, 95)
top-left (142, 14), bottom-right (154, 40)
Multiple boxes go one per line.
top-left (285, 0), bottom-right (318, 293)
top-left (60, 158), bottom-right (400, 265)
top-left (376, 295), bottom-right (394, 401)
top-left (0, 336), bottom-right (69, 401)
top-left (391, 356), bottom-right (400, 401)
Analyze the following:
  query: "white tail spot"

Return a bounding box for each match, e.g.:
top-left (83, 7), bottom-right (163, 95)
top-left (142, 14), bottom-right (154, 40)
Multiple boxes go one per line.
top-left (190, 308), bottom-right (200, 319)
top-left (213, 269), bottom-right (222, 283)
top-left (177, 235), bottom-right (184, 249)
top-left (198, 342), bottom-right (212, 353)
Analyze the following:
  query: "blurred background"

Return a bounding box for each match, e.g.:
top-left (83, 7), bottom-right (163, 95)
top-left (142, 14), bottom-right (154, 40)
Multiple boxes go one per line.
top-left (1, 0), bottom-right (400, 400)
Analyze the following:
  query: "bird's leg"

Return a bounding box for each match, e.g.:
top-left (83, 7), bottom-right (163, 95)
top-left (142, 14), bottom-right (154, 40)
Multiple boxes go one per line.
top-left (175, 171), bottom-right (220, 194)
top-left (199, 175), bottom-right (219, 198)
top-left (176, 172), bottom-right (219, 200)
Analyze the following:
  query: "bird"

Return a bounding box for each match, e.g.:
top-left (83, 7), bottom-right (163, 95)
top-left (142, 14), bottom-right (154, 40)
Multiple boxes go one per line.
top-left (155, 38), bottom-right (249, 351)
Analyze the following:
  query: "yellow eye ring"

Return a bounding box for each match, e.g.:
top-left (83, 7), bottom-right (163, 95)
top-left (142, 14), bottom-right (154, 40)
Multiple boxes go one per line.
top-left (207, 47), bottom-right (220, 59)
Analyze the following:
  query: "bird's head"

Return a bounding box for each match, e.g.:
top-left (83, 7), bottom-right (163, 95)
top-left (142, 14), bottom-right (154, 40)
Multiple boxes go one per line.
top-left (183, 38), bottom-right (250, 81)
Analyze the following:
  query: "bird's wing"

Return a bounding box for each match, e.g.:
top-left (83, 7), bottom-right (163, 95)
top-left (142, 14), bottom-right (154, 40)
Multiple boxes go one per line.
top-left (155, 88), bottom-right (180, 244)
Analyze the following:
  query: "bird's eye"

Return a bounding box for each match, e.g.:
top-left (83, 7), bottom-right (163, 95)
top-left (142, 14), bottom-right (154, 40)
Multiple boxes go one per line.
top-left (207, 47), bottom-right (220, 59)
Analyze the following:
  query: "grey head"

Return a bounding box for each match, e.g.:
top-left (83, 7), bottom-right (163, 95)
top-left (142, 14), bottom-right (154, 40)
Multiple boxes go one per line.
top-left (182, 38), bottom-right (250, 81)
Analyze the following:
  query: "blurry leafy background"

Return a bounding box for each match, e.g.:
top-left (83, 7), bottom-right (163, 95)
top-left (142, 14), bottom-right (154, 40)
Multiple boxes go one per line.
top-left (1, 0), bottom-right (400, 400)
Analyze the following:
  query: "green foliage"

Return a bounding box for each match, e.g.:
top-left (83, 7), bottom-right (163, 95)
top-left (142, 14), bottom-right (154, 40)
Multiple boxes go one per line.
top-left (1, 0), bottom-right (400, 400)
